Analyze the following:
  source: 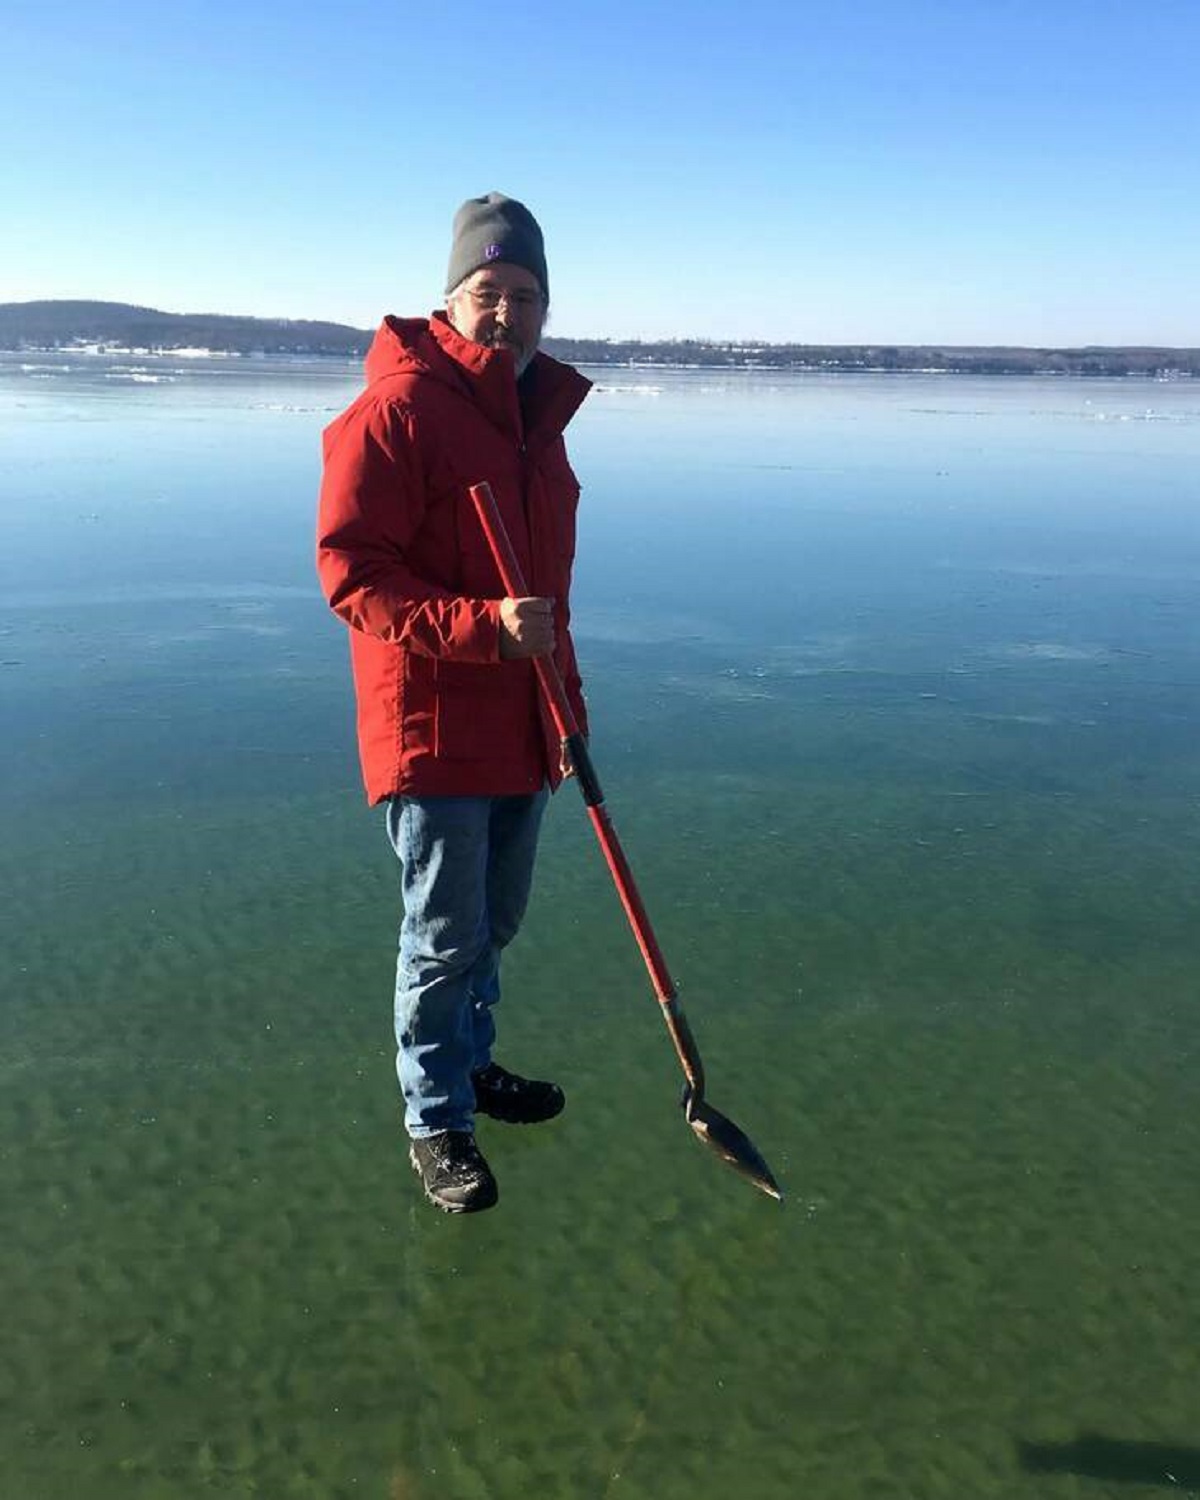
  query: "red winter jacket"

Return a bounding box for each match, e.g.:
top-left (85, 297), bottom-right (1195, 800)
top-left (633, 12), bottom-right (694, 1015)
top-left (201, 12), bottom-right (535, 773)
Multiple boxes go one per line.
top-left (317, 313), bottom-right (591, 803)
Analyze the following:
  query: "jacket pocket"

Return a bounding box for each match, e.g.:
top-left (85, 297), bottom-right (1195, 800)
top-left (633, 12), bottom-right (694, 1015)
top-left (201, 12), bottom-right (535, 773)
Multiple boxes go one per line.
top-left (432, 657), bottom-right (531, 762)
top-left (535, 454), bottom-right (580, 559)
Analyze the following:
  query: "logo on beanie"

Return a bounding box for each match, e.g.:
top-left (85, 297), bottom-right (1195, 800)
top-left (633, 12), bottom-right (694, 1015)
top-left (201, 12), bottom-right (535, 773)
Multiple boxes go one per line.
top-left (484, 243), bottom-right (503, 261)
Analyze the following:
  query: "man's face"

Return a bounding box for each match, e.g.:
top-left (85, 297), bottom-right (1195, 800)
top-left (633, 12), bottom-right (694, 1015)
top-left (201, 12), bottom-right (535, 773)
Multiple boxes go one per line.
top-left (446, 262), bottom-right (546, 378)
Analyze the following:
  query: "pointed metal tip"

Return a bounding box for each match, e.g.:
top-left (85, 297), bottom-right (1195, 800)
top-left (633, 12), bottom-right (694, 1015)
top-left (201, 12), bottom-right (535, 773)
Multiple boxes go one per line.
top-left (743, 1158), bottom-right (784, 1202)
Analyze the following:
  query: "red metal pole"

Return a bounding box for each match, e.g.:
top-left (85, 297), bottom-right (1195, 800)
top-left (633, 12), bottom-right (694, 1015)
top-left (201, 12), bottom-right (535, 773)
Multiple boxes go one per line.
top-left (467, 482), bottom-right (685, 1018)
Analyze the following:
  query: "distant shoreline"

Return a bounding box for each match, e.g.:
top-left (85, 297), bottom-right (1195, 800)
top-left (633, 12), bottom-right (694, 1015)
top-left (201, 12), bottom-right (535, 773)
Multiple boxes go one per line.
top-left (1, 301), bottom-right (1196, 377)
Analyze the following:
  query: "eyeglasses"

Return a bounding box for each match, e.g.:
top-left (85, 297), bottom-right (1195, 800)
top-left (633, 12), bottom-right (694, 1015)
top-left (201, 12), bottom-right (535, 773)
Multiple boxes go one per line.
top-left (461, 286), bottom-right (545, 314)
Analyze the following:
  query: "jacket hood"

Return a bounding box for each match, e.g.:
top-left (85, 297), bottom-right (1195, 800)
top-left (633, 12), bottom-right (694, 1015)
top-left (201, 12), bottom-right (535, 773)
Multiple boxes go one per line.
top-left (363, 315), bottom-right (442, 385)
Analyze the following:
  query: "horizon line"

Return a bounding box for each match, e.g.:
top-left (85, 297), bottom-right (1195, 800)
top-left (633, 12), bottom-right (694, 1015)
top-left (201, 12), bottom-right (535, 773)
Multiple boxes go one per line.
top-left (1, 298), bottom-right (1198, 355)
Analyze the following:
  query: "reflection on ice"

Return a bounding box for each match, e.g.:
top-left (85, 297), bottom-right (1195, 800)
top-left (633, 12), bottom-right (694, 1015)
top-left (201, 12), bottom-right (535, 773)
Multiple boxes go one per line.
top-left (2, 582), bottom-right (314, 611)
top-left (999, 641), bottom-right (1111, 663)
top-left (572, 605), bottom-right (732, 646)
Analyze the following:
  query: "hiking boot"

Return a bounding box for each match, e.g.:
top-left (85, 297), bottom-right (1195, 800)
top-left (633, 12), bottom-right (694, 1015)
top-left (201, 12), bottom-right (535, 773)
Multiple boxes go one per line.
top-left (472, 1061), bottom-right (565, 1125)
top-left (408, 1131), bottom-right (498, 1214)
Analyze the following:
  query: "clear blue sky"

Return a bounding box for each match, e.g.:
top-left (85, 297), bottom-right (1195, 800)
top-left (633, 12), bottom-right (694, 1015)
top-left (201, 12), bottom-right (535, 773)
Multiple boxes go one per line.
top-left (3, 0), bottom-right (1197, 344)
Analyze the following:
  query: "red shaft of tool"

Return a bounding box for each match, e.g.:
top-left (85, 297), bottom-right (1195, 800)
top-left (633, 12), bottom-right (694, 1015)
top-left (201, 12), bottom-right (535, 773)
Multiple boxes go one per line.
top-left (468, 482), bottom-right (678, 1007)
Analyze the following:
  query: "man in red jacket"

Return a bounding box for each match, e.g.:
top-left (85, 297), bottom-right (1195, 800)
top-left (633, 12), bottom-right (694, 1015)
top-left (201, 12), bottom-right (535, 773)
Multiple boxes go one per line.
top-left (317, 194), bottom-right (591, 1214)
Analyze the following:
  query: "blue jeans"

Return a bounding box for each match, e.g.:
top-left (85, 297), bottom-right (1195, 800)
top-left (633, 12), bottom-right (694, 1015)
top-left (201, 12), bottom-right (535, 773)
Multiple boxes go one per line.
top-left (385, 790), bottom-right (549, 1138)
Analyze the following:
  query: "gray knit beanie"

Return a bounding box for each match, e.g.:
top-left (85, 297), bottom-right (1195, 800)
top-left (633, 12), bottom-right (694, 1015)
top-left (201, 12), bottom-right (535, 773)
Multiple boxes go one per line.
top-left (445, 192), bottom-right (549, 301)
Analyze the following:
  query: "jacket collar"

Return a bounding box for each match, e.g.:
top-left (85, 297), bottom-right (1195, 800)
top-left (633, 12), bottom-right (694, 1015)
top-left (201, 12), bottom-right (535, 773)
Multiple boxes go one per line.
top-left (424, 312), bottom-right (591, 451)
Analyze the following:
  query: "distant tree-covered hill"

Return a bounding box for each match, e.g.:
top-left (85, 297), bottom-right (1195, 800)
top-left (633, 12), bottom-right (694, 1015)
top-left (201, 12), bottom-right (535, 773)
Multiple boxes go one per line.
top-left (1, 300), bottom-right (1196, 377)
top-left (544, 336), bottom-right (1199, 377)
top-left (0, 300), bottom-right (373, 356)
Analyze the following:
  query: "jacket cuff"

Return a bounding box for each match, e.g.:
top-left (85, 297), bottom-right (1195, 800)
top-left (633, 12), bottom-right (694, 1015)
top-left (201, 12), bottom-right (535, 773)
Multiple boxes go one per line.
top-left (446, 598), bottom-right (504, 662)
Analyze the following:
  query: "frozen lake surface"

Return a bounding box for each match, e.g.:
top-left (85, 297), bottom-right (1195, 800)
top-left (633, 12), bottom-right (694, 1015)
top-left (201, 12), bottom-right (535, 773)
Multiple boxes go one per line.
top-left (2, 351), bottom-right (1199, 1497)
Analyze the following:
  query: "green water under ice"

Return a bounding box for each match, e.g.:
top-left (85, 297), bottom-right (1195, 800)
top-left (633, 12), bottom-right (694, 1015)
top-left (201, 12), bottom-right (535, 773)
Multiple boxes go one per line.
top-left (1, 355), bottom-right (1198, 1498)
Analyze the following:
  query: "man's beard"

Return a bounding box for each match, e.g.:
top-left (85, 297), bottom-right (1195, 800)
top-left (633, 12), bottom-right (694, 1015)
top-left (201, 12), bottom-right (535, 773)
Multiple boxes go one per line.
top-left (487, 329), bottom-right (535, 376)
